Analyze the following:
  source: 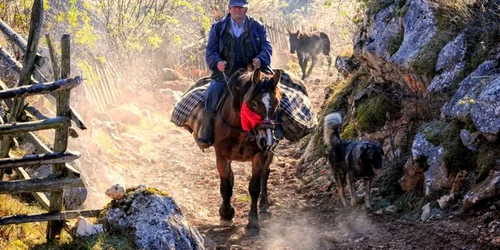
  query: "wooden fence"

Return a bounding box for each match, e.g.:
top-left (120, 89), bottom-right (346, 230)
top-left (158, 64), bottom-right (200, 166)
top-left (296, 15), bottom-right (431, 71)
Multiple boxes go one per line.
top-left (0, 0), bottom-right (98, 241)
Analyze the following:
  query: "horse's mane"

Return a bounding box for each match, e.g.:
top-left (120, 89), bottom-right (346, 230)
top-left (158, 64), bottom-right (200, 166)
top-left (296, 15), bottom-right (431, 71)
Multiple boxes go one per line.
top-left (293, 30), bottom-right (323, 39)
top-left (229, 69), bottom-right (280, 111)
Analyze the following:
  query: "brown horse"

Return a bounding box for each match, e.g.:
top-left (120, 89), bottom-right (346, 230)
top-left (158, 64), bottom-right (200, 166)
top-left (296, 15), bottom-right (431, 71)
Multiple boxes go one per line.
top-left (209, 68), bottom-right (281, 236)
top-left (289, 30), bottom-right (332, 80)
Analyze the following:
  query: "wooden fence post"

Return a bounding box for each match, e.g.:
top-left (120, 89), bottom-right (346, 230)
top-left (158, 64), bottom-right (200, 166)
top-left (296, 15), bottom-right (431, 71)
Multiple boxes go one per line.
top-left (46, 34), bottom-right (71, 241)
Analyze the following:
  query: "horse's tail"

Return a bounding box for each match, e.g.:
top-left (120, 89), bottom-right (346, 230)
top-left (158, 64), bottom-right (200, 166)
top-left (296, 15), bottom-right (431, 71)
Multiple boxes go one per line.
top-left (323, 112), bottom-right (342, 147)
top-left (320, 32), bottom-right (331, 56)
top-left (320, 32), bottom-right (332, 72)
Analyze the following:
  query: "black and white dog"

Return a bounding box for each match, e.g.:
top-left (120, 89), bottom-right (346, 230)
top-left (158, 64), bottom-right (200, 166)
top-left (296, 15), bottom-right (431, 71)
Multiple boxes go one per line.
top-left (323, 112), bottom-right (383, 209)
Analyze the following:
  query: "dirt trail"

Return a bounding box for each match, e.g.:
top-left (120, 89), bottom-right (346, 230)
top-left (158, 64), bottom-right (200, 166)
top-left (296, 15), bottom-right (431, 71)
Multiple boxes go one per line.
top-left (80, 68), bottom-right (495, 250)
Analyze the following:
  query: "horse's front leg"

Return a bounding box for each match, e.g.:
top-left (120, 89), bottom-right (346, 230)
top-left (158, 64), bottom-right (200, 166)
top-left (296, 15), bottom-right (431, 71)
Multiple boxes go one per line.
top-left (306, 55), bottom-right (318, 78)
top-left (246, 154), bottom-right (265, 237)
top-left (216, 156), bottom-right (235, 226)
top-left (297, 52), bottom-right (307, 80)
top-left (259, 152), bottom-right (274, 220)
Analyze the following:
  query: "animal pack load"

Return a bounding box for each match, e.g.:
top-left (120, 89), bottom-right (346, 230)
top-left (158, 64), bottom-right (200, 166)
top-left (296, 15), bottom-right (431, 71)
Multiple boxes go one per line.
top-left (171, 69), bottom-right (317, 145)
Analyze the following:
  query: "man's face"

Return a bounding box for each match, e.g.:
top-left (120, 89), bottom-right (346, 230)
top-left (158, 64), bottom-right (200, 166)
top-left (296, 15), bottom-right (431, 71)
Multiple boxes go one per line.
top-left (229, 6), bottom-right (248, 21)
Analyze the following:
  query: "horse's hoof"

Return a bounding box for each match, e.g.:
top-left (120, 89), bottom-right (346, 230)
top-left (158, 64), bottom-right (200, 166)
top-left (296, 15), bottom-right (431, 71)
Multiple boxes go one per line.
top-left (259, 211), bottom-right (272, 221)
top-left (220, 219), bottom-right (234, 227)
top-left (244, 225), bottom-right (260, 237)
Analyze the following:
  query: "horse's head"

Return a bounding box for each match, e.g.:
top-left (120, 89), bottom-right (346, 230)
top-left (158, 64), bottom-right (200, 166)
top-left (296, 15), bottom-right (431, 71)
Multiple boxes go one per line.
top-left (288, 30), bottom-right (301, 54)
top-left (233, 69), bottom-right (282, 151)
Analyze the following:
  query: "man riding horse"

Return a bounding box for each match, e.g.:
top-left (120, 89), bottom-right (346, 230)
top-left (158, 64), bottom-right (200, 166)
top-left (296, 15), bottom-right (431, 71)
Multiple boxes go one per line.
top-left (198, 0), bottom-right (284, 148)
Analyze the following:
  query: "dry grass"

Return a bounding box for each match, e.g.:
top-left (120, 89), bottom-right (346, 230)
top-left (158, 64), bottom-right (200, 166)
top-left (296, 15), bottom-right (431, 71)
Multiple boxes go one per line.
top-left (0, 194), bottom-right (69, 249)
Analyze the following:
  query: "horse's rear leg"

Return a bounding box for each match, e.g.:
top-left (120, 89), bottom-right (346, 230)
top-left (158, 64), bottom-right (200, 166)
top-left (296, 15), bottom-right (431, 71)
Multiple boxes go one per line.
top-left (259, 152), bottom-right (274, 220)
top-left (246, 155), bottom-right (265, 237)
top-left (216, 157), bottom-right (235, 226)
top-left (306, 55), bottom-right (318, 79)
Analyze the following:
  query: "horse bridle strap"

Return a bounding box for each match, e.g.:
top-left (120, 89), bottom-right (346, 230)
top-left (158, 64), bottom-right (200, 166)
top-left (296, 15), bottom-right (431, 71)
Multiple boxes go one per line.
top-left (218, 112), bottom-right (251, 134)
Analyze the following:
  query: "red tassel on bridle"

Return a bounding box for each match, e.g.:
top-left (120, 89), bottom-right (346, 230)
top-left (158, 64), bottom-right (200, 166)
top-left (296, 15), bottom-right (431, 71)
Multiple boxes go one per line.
top-left (241, 102), bottom-right (262, 132)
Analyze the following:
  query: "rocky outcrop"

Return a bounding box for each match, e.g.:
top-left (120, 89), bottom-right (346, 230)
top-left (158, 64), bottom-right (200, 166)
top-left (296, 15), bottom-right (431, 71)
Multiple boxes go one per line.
top-left (403, 133), bottom-right (449, 195)
top-left (349, 0), bottom-right (500, 207)
top-left (463, 171), bottom-right (500, 210)
top-left (428, 33), bottom-right (466, 93)
top-left (355, 0), bottom-right (437, 93)
top-left (334, 56), bottom-right (360, 77)
top-left (442, 60), bottom-right (499, 120)
top-left (101, 186), bottom-right (204, 250)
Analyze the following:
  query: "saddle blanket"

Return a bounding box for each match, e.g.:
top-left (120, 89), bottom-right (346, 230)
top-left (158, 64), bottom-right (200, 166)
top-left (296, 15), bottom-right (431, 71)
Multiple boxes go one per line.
top-left (170, 71), bottom-right (317, 142)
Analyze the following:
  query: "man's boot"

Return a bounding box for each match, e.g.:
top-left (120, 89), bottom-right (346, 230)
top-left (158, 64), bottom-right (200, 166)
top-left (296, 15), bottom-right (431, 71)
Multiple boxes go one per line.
top-left (274, 110), bottom-right (284, 140)
top-left (197, 110), bottom-right (215, 148)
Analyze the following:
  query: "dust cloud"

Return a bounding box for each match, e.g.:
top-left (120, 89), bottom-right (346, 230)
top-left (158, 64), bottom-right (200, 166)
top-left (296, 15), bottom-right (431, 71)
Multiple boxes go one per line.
top-left (261, 209), bottom-right (379, 249)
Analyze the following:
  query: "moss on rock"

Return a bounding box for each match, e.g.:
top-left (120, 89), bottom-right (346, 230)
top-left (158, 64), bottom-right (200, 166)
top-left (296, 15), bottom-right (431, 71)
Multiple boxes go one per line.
top-left (356, 94), bottom-right (398, 133)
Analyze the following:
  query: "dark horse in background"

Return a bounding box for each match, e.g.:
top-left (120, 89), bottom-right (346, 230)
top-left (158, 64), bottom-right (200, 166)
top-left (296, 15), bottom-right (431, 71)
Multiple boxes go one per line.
top-left (210, 68), bottom-right (281, 236)
top-left (289, 30), bottom-right (332, 80)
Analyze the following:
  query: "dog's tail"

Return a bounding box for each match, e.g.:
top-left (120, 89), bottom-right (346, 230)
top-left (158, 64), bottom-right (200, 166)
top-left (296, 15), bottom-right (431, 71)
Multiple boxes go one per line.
top-left (323, 112), bottom-right (343, 147)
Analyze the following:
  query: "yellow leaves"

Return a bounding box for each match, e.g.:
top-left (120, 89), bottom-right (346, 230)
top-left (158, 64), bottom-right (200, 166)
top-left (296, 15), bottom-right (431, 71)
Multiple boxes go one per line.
top-left (75, 23), bottom-right (97, 47)
top-left (174, 0), bottom-right (193, 10)
top-left (67, 5), bottom-right (79, 28)
top-left (77, 60), bottom-right (100, 85)
top-left (202, 16), bottom-right (211, 34)
top-left (173, 34), bottom-right (182, 46)
top-left (148, 34), bottom-right (163, 49)
top-left (95, 55), bottom-right (107, 63)
top-left (42, 0), bottom-right (50, 11)
top-left (82, 1), bottom-right (94, 11)
top-left (458, 96), bottom-right (477, 105)
top-left (125, 39), bottom-right (144, 52)
top-left (55, 12), bottom-right (64, 23)
top-left (196, 5), bottom-right (205, 14)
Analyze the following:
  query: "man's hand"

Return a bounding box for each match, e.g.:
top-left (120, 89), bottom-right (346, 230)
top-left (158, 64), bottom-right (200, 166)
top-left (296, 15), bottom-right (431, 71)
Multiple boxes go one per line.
top-left (217, 61), bottom-right (227, 72)
top-left (252, 58), bottom-right (261, 69)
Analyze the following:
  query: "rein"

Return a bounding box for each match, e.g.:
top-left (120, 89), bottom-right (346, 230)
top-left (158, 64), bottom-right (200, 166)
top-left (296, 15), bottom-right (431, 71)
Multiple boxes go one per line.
top-left (218, 111), bottom-right (257, 141)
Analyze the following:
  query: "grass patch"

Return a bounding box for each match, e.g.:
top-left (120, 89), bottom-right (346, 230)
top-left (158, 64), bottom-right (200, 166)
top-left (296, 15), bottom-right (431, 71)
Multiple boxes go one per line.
top-left (377, 157), bottom-right (406, 201)
top-left (393, 190), bottom-right (425, 220)
top-left (388, 31), bottom-right (404, 56)
top-left (0, 194), bottom-right (72, 249)
top-left (465, 28), bottom-right (500, 74)
top-left (341, 123), bottom-right (358, 140)
top-left (421, 118), bottom-right (478, 175)
top-left (359, 0), bottom-right (396, 16)
top-left (442, 119), bottom-right (478, 174)
top-left (475, 142), bottom-right (500, 183)
top-left (32, 233), bottom-right (136, 250)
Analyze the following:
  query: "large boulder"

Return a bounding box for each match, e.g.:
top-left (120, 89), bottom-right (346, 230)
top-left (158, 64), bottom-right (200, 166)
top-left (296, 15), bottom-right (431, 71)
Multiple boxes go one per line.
top-left (354, 0), bottom-right (438, 93)
top-left (428, 33), bottom-right (466, 93)
top-left (405, 133), bottom-right (449, 195)
top-left (442, 60), bottom-right (500, 137)
top-left (463, 170), bottom-right (500, 210)
top-left (101, 186), bottom-right (204, 250)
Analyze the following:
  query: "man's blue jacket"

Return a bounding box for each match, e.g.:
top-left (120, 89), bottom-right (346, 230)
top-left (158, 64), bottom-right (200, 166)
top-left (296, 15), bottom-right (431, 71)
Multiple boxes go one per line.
top-left (205, 14), bottom-right (272, 72)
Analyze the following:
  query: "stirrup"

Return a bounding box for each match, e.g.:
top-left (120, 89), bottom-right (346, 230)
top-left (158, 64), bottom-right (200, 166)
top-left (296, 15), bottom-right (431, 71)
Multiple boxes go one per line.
top-left (274, 128), bottom-right (284, 140)
top-left (196, 138), bottom-right (213, 150)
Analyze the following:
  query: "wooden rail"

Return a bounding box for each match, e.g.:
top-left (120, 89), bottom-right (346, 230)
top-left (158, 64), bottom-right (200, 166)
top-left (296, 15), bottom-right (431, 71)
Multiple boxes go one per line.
top-left (0, 77), bottom-right (82, 99)
top-left (0, 116), bottom-right (70, 135)
top-left (0, 209), bottom-right (102, 225)
top-left (0, 152), bottom-right (80, 169)
top-left (0, 177), bottom-right (85, 194)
